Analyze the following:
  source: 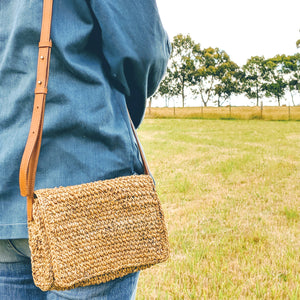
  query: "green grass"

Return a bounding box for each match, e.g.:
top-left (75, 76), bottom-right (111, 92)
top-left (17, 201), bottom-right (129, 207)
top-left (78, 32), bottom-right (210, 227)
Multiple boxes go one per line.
top-left (135, 119), bottom-right (300, 299)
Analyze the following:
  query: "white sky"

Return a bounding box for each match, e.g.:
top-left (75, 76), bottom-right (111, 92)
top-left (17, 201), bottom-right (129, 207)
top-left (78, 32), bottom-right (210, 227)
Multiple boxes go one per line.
top-left (156, 0), bottom-right (300, 66)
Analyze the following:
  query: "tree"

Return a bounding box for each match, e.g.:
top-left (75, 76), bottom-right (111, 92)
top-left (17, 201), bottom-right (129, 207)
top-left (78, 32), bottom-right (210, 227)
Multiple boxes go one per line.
top-left (291, 53), bottom-right (300, 94)
top-left (156, 69), bottom-right (181, 107)
top-left (281, 54), bottom-right (300, 106)
top-left (242, 56), bottom-right (266, 106)
top-left (214, 63), bottom-right (241, 107)
top-left (296, 29), bottom-right (300, 48)
top-left (192, 47), bottom-right (234, 106)
top-left (168, 34), bottom-right (199, 107)
top-left (263, 55), bottom-right (288, 106)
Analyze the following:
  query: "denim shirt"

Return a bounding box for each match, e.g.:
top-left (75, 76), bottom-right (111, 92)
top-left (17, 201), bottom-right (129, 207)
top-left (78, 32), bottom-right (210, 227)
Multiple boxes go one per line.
top-left (0, 0), bottom-right (170, 239)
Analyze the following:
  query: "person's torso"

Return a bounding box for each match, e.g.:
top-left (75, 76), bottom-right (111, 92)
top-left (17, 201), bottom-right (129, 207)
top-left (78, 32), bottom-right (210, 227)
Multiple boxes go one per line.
top-left (0, 0), bottom-right (144, 238)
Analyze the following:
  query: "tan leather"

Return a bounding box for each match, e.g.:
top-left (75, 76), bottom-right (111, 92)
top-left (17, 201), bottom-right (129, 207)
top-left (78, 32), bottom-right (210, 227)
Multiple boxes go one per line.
top-left (39, 41), bottom-right (53, 48)
top-left (19, 0), bottom-right (53, 221)
top-left (19, 0), bottom-right (151, 222)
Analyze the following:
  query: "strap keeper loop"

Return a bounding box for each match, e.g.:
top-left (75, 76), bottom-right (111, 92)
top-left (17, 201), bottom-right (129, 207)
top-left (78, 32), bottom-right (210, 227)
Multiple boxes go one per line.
top-left (35, 87), bottom-right (48, 94)
top-left (39, 40), bottom-right (52, 48)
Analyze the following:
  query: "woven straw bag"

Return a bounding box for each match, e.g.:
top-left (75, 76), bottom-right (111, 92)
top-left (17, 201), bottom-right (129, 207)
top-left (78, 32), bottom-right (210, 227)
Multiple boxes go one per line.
top-left (19, 0), bottom-right (169, 291)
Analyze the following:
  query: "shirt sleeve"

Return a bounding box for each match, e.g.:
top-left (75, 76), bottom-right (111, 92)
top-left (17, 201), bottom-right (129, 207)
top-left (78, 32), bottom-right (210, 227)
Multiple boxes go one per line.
top-left (90, 0), bottom-right (171, 127)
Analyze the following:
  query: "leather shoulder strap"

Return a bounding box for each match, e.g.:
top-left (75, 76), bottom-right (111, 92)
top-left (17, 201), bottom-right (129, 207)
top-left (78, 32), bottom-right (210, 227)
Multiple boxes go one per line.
top-left (128, 116), bottom-right (150, 176)
top-left (19, 0), bottom-right (53, 221)
top-left (19, 0), bottom-right (150, 221)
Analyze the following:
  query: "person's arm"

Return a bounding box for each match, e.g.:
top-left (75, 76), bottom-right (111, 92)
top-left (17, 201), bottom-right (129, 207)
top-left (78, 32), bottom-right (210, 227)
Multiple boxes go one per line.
top-left (90, 0), bottom-right (171, 127)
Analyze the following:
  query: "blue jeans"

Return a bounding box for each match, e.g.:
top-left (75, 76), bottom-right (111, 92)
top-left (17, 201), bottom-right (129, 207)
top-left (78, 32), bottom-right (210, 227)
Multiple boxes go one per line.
top-left (0, 239), bottom-right (139, 299)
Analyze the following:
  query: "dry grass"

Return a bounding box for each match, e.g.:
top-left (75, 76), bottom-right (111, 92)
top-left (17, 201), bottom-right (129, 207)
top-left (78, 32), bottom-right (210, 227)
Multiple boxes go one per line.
top-left (135, 119), bottom-right (300, 299)
top-left (145, 106), bottom-right (300, 121)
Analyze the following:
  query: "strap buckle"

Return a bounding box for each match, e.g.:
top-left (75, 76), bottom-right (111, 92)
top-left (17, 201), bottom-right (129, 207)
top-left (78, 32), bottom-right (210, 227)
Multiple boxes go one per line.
top-left (39, 40), bottom-right (52, 48)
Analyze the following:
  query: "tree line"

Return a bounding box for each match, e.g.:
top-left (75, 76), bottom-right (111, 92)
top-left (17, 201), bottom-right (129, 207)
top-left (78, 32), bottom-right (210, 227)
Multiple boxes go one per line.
top-left (154, 34), bottom-right (300, 107)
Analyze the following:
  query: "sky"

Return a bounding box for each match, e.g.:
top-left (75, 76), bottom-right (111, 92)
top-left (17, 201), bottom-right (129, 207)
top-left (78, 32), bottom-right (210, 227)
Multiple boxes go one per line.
top-left (156, 0), bottom-right (300, 66)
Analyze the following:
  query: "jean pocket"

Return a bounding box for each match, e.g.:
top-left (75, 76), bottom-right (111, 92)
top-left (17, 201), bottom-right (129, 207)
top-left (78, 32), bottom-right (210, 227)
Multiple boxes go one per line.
top-left (8, 239), bottom-right (31, 258)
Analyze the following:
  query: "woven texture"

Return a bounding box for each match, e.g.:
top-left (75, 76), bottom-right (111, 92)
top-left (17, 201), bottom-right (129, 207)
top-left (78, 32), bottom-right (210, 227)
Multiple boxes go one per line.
top-left (28, 174), bottom-right (169, 291)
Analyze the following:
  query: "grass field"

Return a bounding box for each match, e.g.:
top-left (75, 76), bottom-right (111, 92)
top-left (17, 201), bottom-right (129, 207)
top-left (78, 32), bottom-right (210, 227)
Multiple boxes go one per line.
top-left (135, 119), bottom-right (300, 299)
top-left (145, 106), bottom-right (300, 121)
